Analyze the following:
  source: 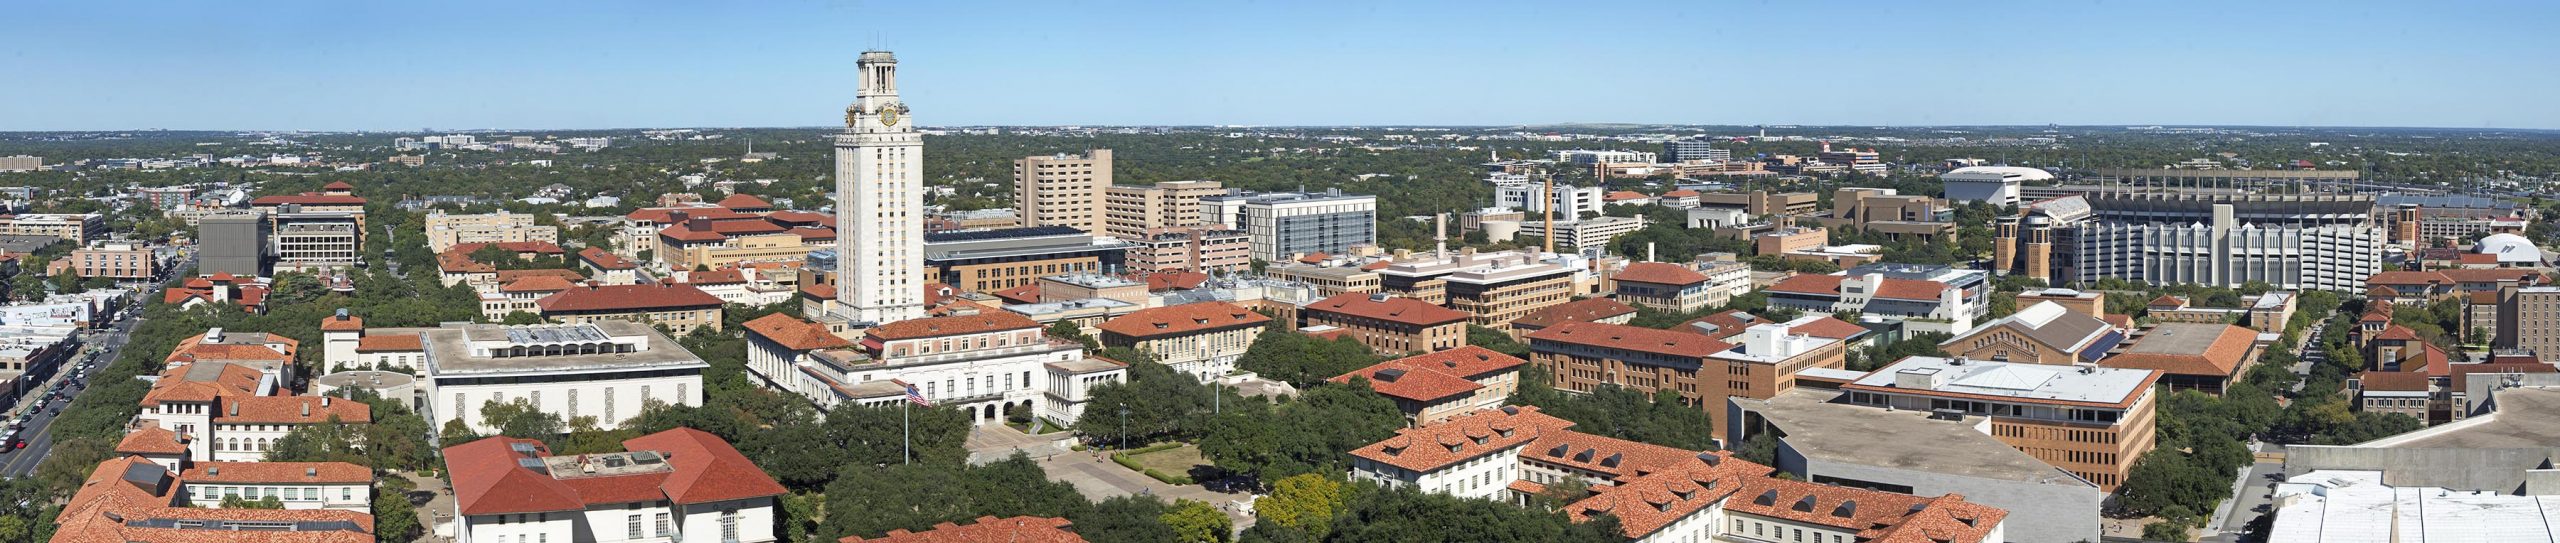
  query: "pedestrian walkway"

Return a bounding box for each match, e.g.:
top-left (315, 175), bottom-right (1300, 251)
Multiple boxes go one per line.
top-left (965, 424), bottom-right (1073, 464)
top-left (1036, 450), bottom-right (1256, 530)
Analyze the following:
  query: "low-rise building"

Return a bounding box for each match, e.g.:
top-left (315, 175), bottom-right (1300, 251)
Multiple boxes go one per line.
top-left (744, 311), bottom-right (1111, 425)
top-left (1836, 356), bottom-right (2161, 490)
top-left (1937, 301), bottom-right (2125, 366)
top-left (55, 241), bottom-right (160, 280)
top-left (1530, 316), bottom-right (1858, 435)
top-left (444, 429), bottom-right (786, 543)
top-left (1301, 293), bottom-right (1469, 355)
top-left (1515, 216), bottom-right (1646, 252)
top-left (1728, 389), bottom-right (2104, 543)
top-left (576, 247), bottom-right (640, 285)
top-left (0, 212), bottom-right (104, 244)
top-left (1611, 262), bottom-right (1712, 312)
top-left (1330, 346), bottom-right (1524, 425)
top-left (51, 456), bottom-right (377, 543)
top-left (1263, 263), bottom-right (1381, 299)
top-left (415, 321), bottom-right (707, 434)
top-left (2104, 323), bottom-right (2260, 394)
top-left (1126, 227), bottom-right (1251, 274)
top-left (535, 282), bottom-right (726, 334)
top-left (1753, 226), bottom-right (1827, 256)
top-left (1769, 268), bottom-right (1983, 333)
top-left (1095, 301), bottom-right (1270, 381)
top-left (1506, 297), bottom-right (1636, 340)
top-left (923, 226), bottom-right (1132, 293)
top-left (424, 210), bottom-right (558, 253)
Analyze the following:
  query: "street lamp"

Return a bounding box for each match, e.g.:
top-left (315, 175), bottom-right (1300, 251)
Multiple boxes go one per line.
top-left (1118, 405), bottom-right (1129, 452)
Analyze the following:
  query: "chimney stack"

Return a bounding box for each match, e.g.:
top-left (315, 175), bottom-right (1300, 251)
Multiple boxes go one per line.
top-left (1433, 213), bottom-right (1448, 260)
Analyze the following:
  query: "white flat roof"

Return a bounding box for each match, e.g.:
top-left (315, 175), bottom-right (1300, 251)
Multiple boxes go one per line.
top-left (1853, 356), bottom-right (2153, 406)
top-left (2270, 470), bottom-right (2560, 543)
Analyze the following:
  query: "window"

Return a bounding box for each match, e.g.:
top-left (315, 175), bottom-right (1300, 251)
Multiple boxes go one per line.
top-left (721, 509), bottom-right (740, 542)
top-left (627, 514), bottom-right (643, 539)
top-left (654, 512), bottom-right (673, 537)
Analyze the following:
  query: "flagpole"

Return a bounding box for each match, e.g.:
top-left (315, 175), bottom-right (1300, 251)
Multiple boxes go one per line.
top-left (902, 397), bottom-right (912, 465)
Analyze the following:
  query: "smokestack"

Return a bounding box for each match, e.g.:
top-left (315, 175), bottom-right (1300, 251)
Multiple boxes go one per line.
top-left (1542, 174), bottom-right (1555, 255)
top-left (1433, 213), bottom-right (1447, 260)
top-left (1647, 242), bottom-right (1656, 263)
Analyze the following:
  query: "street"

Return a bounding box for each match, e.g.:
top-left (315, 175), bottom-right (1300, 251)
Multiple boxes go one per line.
top-left (0, 276), bottom-right (153, 479)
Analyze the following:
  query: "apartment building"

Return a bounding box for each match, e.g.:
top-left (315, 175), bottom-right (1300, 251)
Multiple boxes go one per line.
top-left (1102, 180), bottom-right (1223, 240)
top-left (1373, 250), bottom-right (1578, 327)
top-left (0, 213), bottom-right (104, 244)
top-left (1838, 356), bottom-right (2161, 491)
top-left (1514, 216), bottom-right (1645, 252)
top-left (1301, 293), bottom-right (1469, 354)
top-left (1127, 227), bottom-right (1251, 274)
top-left (424, 210), bottom-right (559, 253)
top-left (1095, 301), bottom-right (1270, 381)
top-left (1530, 317), bottom-right (1857, 435)
top-left (0, 156), bottom-right (40, 172)
top-left (2498, 286), bottom-right (2560, 360)
top-left (55, 241), bottom-right (158, 280)
top-left (1015, 150), bottom-right (1113, 234)
top-left (1200, 190), bottom-right (1378, 262)
top-left (1331, 346), bottom-right (1526, 425)
top-left (1494, 183), bottom-right (1605, 218)
top-left (445, 429), bottom-right (785, 543)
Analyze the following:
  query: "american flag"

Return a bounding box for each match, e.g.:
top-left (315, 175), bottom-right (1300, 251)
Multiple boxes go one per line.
top-left (903, 383), bottom-right (933, 407)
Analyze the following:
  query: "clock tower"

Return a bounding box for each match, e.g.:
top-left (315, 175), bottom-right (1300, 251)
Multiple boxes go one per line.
top-left (831, 50), bottom-right (924, 326)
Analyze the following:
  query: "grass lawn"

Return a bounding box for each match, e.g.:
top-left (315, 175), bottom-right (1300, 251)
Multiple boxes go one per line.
top-left (1125, 444), bottom-right (1210, 476)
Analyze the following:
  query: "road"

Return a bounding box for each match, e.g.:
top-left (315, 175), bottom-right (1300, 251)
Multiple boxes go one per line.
top-left (0, 307), bottom-right (143, 478)
top-left (0, 256), bottom-right (169, 480)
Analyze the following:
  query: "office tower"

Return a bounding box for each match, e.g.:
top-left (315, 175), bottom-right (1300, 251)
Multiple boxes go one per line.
top-left (1014, 149), bottom-right (1113, 234)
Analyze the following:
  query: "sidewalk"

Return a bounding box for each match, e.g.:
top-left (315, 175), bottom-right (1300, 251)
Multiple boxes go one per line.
top-left (1036, 450), bottom-right (1257, 531)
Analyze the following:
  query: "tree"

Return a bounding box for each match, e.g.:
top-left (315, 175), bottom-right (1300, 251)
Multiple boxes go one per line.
top-left (374, 478), bottom-right (422, 543)
top-left (1201, 383), bottom-right (1403, 485)
top-left (1735, 431), bottom-right (1781, 466)
top-left (1049, 320), bottom-right (1099, 351)
top-left (439, 419), bottom-right (482, 446)
top-left (1509, 374), bottom-right (1714, 450)
top-left (1233, 327), bottom-right (1384, 387)
top-left (1076, 496), bottom-right (1181, 543)
top-left (479, 398), bottom-right (564, 439)
top-left (501, 311), bottom-right (544, 325)
top-left (1465, 325), bottom-right (1530, 358)
top-left (1161, 499), bottom-right (1230, 543)
top-left (1254, 474), bottom-right (1348, 540)
top-left (2142, 518), bottom-right (2193, 542)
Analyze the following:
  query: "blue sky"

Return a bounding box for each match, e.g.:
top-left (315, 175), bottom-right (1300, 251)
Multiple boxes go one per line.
top-left (3, 0), bottom-right (2555, 131)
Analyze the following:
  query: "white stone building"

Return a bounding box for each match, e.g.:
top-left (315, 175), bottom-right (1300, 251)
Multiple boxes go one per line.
top-left (445, 429), bottom-right (784, 543)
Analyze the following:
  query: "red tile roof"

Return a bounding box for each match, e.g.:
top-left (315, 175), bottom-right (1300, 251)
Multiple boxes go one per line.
top-left (218, 396), bottom-right (373, 424)
top-left (992, 284), bottom-right (1042, 304)
top-left (624, 206), bottom-right (755, 224)
top-left (1142, 271), bottom-right (1210, 291)
top-left (53, 456), bottom-right (378, 543)
top-left (1350, 406), bottom-right (1572, 472)
top-left (789, 226), bottom-right (837, 241)
top-left (685, 267), bottom-right (748, 285)
top-left (1662, 189), bottom-right (1700, 197)
top-left (500, 274), bottom-right (578, 293)
top-left (116, 426), bottom-right (189, 455)
top-left (867, 312), bottom-right (1041, 341)
top-left (766, 210), bottom-right (832, 226)
top-left (841, 516), bottom-right (1086, 543)
top-left (537, 282), bottom-right (724, 313)
top-left (1604, 191), bottom-right (1648, 201)
top-left (578, 247), bottom-right (637, 270)
top-left (1297, 252), bottom-right (1331, 264)
top-left (321, 181), bottom-right (355, 191)
top-left (1768, 273), bottom-right (1944, 301)
top-left (1768, 273), bottom-right (1846, 295)
top-left (1709, 476), bottom-right (2006, 543)
top-left (319, 314), bottom-right (364, 331)
top-left (141, 363), bottom-right (265, 407)
top-left (2374, 324), bottom-right (2422, 341)
top-left (623, 427), bottom-right (791, 505)
top-left (1305, 293), bottom-right (1471, 327)
top-left (1529, 320), bottom-right (1734, 358)
top-left (799, 282), bottom-right (837, 300)
top-left (716, 193), bottom-right (772, 211)
top-left (2358, 371), bottom-right (2431, 392)
top-left (2104, 323), bottom-right (2260, 378)
top-left (2439, 268), bottom-right (2547, 285)
top-left (251, 193), bottom-right (368, 206)
top-left (1330, 346), bottom-right (1527, 402)
top-left (449, 241), bottom-right (565, 256)
top-left (496, 268), bottom-right (587, 284)
top-left (1787, 316), bottom-right (1871, 340)
top-left (1675, 310), bottom-right (1763, 341)
top-left (744, 313), bottom-right (855, 351)
top-left (356, 334), bottom-right (423, 352)
top-left (1510, 297), bottom-right (1637, 331)
top-left (2149, 295), bottom-right (2187, 308)
top-left (1872, 277), bottom-right (1950, 301)
top-left (2367, 270), bottom-right (2453, 287)
top-left (187, 461), bottom-right (370, 485)
top-left (1097, 302), bottom-right (1271, 339)
top-left (1615, 262), bottom-right (1709, 286)
top-left (444, 428), bottom-right (786, 516)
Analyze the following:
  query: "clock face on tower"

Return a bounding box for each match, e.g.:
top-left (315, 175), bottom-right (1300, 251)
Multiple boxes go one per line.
top-left (879, 104), bottom-right (901, 127)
